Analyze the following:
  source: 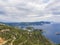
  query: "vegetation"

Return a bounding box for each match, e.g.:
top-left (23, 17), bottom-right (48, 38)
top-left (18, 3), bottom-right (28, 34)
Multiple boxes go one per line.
top-left (0, 24), bottom-right (54, 45)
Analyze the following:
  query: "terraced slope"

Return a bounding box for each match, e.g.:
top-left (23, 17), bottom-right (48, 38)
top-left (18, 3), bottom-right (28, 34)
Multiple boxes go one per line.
top-left (0, 24), bottom-right (53, 45)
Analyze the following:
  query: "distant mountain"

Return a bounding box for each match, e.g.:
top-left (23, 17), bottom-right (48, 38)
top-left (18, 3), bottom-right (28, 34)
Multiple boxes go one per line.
top-left (0, 21), bottom-right (51, 28)
top-left (20, 21), bottom-right (51, 25)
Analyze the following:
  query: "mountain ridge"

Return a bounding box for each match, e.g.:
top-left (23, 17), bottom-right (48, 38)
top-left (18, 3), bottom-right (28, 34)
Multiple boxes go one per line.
top-left (0, 21), bottom-right (51, 27)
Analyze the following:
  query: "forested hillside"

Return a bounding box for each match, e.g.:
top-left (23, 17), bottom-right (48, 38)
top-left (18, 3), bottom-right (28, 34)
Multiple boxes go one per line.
top-left (0, 24), bottom-right (53, 45)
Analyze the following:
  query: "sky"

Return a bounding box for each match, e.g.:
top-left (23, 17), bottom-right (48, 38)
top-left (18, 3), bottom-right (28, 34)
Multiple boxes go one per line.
top-left (0, 0), bottom-right (60, 22)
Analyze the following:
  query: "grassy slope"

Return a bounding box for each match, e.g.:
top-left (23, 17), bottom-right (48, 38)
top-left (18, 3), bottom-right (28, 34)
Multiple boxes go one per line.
top-left (0, 24), bottom-right (53, 45)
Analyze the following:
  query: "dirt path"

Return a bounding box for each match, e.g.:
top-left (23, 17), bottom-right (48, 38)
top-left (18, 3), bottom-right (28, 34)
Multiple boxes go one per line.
top-left (10, 36), bottom-right (16, 45)
top-left (18, 40), bottom-right (27, 45)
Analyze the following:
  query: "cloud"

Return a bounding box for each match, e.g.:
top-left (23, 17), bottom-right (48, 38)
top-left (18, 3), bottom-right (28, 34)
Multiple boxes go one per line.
top-left (45, 0), bottom-right (60, 14)
top-left (0, 0), bottom-right (60, 22)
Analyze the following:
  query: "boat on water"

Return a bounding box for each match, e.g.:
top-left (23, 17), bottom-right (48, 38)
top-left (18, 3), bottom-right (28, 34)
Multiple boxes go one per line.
top-left (56, 32), bottom-right (60, 35)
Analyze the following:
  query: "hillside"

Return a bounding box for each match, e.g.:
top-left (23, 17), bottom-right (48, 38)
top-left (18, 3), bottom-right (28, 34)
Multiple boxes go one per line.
top-left (0, 24), bottom-right (53, 45)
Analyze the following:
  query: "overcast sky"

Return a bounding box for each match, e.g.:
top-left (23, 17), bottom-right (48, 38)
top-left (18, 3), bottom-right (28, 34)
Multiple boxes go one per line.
top-left (0, 0), bottom-right (60, 22)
